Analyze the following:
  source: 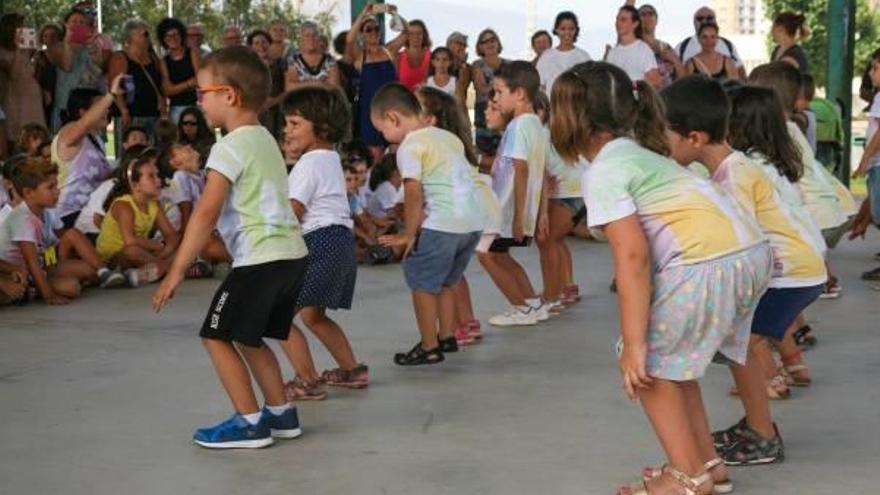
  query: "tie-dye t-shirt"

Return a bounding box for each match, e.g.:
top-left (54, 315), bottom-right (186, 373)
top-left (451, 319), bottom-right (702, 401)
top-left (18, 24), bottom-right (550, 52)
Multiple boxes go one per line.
top-left (544, 128), bottom-right (587, 199)
top-left (787, 122), bottom-right (852, 229)
top-left (51, 133), bottom-right (113, 219)
top-left (712, 152), bottom-right (827, 288)
top-left (585, 138), bottom-right (764, 271)
top-left (0, 202), bottom-right (61, 268)
top-left (206, 125), bottom-right (307, 268)
top-left (396, 126), bottom-right (483, 234)
top-left (493, 113), bottom-right (547, 237)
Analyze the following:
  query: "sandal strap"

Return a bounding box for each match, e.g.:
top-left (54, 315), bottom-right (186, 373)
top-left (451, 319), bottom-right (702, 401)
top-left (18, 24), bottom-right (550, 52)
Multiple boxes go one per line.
top-left (703, 457), bottom-right (723, 471)
top-left (785, 364), bottom-right (809, 373)
top-left (665, 467), bottom-right (710, 495)
top-left (779, 349), bottom-right (803, 365)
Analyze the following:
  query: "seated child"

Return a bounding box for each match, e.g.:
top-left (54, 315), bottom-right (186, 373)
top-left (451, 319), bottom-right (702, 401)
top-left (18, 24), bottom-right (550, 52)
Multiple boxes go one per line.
top-left (365, 153), bottom-right (402, 224)
top-left (16, 124), bottom-right (50, 156)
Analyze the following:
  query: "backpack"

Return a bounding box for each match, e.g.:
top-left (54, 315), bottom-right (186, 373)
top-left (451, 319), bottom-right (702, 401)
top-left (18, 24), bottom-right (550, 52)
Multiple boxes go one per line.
top-left (810, 98), bottom-right (844, 145)
top-left (678, 36), bottom-right (739, 63)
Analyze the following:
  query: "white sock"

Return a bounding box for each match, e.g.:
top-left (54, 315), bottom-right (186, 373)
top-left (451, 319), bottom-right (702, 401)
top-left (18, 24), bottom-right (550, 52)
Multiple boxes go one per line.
top-left (265, 403), bottom-right (291, 416)
top-left (97, 267), bottom-right (110, 277)
top-left (525, 297), bottom-right (542, 308)
top-left (242, 412), bottom-right (262, 425)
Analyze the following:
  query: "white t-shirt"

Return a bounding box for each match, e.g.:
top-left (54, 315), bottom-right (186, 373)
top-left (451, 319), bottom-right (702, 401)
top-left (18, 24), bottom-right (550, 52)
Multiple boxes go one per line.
top-left (169, 170), bottom-right (206, 206)
top-left (605, 39), bottom-right (657, 82)
top-left (536, 46), bottom-right (592, 92)
top-left (0, 184), bottom-right (10, 210)
top-left (287, 149), bottom-right (353, 234)
top-left (74, 179), bottom-right (113, 235)
top-left (365, 181), bottom-right (399, 219)
top-left (675, 35), bottom-right (743, 67)
top-left (865, 93), bottom-right (880, 170)
top-left (424, 75), bottom-right (457, 96)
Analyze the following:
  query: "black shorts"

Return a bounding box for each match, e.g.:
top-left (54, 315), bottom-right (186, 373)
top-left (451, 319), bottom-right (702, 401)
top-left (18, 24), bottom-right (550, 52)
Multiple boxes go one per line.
top-left (60, 211), bottom-right (81, 230)
top-left (488, 236), bottom-right (532, 253)
top-left (199, 258), bottom-right (308, 347)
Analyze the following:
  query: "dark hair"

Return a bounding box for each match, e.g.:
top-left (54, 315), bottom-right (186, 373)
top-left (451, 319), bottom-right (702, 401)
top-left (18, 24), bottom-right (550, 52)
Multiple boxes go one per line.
top-left (369, 153), bottom-right (399, 191)
top-left (154, 118), bottom-right (178, 148)
top-left (0, 13), bottom-right (24, 51)
top-left (17, 124), bottom-right (51, 155)
top-left (801, 73), bottom-right (816, 101)
top-left (40, 22), bottom-right (65, 43)
top-left (104, 147), bottom-right (159, 211)
top-left (550, 61), bottom-right (668, 163)
top-left (333, 30), bottom-right (348, 56)
top-left (281, 85), bottom-right (351, 143)
top-left (371, 82), bottom-right (422, 118)
top-left (339, 140), bottom-right (373, 168)
top-left (9, 156), bottom-right (58, 196)
top-left (553, 11), bottom-right (580, 42)
top-left (697, 21), bottom-right (719, 38)
top-left (749, 61), bottom-right (802, 113)
top-left (62, 88), bottom-right (104, 125)
top-left (201, 46), bottom-right (271, 112)
top-left (177, 107), bottom-right (215, 146)
top-left (123, 125), bottom-right (148, 144)
top-left (247, 29), bottom-right (271, 47)
top-left (661, 75), bottom-right (729, 143)
top-left (727, 85), bottom-right (803, 183)
top-left (476, 28), bottom-right (503, 58)
top-left (773, 12), bottom-right (809, 39)
top-left (531, 30), bottom-right (552, 49)
top-left (496, 60), bottom-right (541, 104)
top-left (156, 17), bottom-right (187, 50)
top-left (416, 86), bottom-right (479, 166)
top-left (407, 20), bottom-right (432, 49)
top-left (533, 90), bottom-right (550, 125)
top-left (428, 46), bottom-right (454, 76)
top-left (619, 6), bottom-right (643, 39)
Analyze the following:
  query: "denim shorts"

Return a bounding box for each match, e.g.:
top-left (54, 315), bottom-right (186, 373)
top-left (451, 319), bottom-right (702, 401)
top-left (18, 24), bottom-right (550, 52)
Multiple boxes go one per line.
top-left (751, 285), bottom-right (823, 341)
top-left (556, 197), bottom-right (587, 226)
top-left (403, 229), bottom-right (481, 294)
top-left (869, 167), bottom-right (880, 227)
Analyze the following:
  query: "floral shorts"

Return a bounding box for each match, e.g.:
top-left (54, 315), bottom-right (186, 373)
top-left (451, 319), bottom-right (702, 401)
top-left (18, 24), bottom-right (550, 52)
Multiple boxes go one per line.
top-left (646, 243), bottom-right (772, 381)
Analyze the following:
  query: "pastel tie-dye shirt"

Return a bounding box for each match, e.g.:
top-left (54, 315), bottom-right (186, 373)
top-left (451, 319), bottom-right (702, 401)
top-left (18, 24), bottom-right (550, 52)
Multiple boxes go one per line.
top-left (544, 128), bottom-right (587, 199)
top-left (493, 113), bottom-right (547, 237)
top-left (0, 202), bottom-right (61, 268)
top-left (712, 152), bottom-right (827, 288)
top-left (397, 127), bottom-right (483, 234)
top-left (585, 138), bottom-right (764, 271)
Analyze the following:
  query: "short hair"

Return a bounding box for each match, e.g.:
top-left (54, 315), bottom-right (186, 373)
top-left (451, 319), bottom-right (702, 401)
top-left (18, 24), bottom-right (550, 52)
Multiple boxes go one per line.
top-left (17, 124), bottom-right (51, 154)
top-left (370, 83), bottom-right (422, 118)
top-left (62, 88), bottom-right (103, 125)
top-left (661, 75), bottom-right (729, 143)
top-left (156, 17), bottom-right (187, 49)
top-left (496, 60), bottom-right (540, 102)
top-left (339, 140), bottom-right (373, 168)
top-left (9, 156), bottom-right (58, 196)
top-left (553, 11), bottom-right (580, 42)
top-left (122, 19), bottom-right (150, 45)
top-left (619, 5), bottom-right (643, 39)
top-left (476, 29), bottom-right (503, 58)
top-left (247, 29), bottom-right (271, 46)
top-left (748, 61), bottom-right (802, 112)
top-left (200, 46), bottom-right (271, 112)
top-left (333, 31), bottom-right (348, 56)
top-left (281, 85), bottom-right (351, 143)
top-left (123, 125), bottom-right (148, 143)
top-left (531, 30), bottom-right (551, 48)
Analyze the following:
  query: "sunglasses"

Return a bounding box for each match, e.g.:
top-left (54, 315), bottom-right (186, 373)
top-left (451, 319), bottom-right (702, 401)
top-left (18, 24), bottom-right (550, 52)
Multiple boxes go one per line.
top-left (479, 37), bottom-right (498, 45)
top-left (363, 25), bottom-right (379, 34)
top-left (196, 84), bottom-right (236, 102)
top-left (181, 120), bottom-right (198, 126)
top-left (695, 15), bottom-right (715, 22)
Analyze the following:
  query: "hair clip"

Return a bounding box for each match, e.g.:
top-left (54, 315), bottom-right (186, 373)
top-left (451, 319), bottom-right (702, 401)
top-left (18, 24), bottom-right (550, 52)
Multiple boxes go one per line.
top-left (632, 80), bottom-right (640, 101)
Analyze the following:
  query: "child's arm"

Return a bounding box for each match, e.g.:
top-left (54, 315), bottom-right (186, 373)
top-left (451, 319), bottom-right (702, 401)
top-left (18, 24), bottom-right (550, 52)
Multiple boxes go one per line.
top-left (289, 200), bottom-right (306, 223)
top-left (0, 258), bottom-right (26, 285)
top-left (855, 124), bottom-right (880, 177)
top-left (536, 172), bottom-right (552, 241)
top-left (153, 171), bottom-right (228, 312)
top-left (152, 208), bottom-right (181, 258)
top-left (512, 159), bottom-right (529, 241)
top-left (379, 179), bottom-right (423, 257)
top-left (18, 241), bottom-right (67, 305)
top-left (111, 202), bottom-right (164, 253)
top-left (604, 215), bottom-right (653, 400)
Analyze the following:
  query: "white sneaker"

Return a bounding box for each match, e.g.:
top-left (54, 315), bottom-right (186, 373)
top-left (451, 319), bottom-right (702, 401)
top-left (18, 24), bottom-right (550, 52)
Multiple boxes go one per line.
top-left (531, 303), bottom-right (550, 322)
top-left (489, 307), bottom-right (538, 327)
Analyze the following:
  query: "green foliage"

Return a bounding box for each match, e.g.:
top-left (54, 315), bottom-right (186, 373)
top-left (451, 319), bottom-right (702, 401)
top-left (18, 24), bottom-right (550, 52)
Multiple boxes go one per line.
top-left (764, 0), bottom-right (880, 87)
top-left (3, 0), bottom-right (336, 50)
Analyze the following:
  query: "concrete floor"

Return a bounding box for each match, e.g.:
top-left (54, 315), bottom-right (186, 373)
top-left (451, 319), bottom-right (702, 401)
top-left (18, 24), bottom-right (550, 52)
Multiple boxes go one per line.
top-left (1, 234), bottom-right (879, 495)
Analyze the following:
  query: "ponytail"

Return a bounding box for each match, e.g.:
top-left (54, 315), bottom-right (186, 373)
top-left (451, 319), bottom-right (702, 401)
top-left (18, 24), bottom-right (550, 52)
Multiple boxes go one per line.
top-left (774, 12), bottom-right (810, 39)
top-left (103, 147), bottom-right (158, 211)
top-left (632, 80), bottom-right (669, 156)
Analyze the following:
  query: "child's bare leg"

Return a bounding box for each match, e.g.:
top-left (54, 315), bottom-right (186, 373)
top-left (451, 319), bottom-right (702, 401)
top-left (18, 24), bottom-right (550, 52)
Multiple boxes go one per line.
top-left (235, 342), bottom-right (287, 407)
top-left (560, 240), bottom-right (574, 287)
top-left (54, 259), bottom-right (98, 285)
top-left (681, 381), bottom-right (730, 484)
top-left (497, 253), bottom-right (538, 301)
top-left (730, 337), bottom-right (777, 438)
top-left (536, 235), bottom-right (559, 301)
top-left (277, 323), bottom-right (321, 382)
top-left (639, 379), bottom-right (706, 478)
top-left (202, 338), bottom-right (260, 414)
top-left (452, 277), bottom-right (475, 326)
top-left (300, 307), bottom-right (358, 370)
top-left (201, 236), bottom-right (232, 264)
top-left (438, 286), bottom-right (456, 340)
top-left (412, 290), bottom-right (440, 349)
top-left (49, 275), bottom-right (81, 298)
top-left (777, 320), bottom-right (810, 381)
top-left (59, 229), bottom-right (105, 271)
top-left (478, 252), bottom-right (526, 305)
top-left (118, 245), bottom-right (171, 277)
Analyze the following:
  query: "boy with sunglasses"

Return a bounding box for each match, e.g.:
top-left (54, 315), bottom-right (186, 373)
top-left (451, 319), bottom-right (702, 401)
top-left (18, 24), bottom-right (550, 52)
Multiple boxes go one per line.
top-left (152, 46), bottom-right (309, 449)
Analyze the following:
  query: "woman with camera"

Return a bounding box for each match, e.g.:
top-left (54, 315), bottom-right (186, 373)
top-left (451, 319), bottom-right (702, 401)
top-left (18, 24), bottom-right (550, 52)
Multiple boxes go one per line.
top-left (0, 13), bottom-right (47, 138)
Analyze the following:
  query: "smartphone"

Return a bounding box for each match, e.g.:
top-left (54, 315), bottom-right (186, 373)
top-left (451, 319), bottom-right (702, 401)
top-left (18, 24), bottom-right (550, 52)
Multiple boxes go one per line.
top-left (69, 24), bottom-right (92, 45)
top-left (122, 75), bottom-right (136, 106)
top-left (16, 28), bottom-right (37, 50)
top-left (371, 3), bottom-right (390, 14)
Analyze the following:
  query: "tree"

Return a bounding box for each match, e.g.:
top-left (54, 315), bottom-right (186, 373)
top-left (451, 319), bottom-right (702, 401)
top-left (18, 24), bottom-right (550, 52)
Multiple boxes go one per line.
top-left (764, 0), bottom-right (880, 87)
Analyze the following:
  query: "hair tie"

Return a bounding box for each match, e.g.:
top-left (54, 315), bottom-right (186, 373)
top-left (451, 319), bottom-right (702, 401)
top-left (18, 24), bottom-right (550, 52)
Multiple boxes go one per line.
top-left (632, 80), bottom-right (640, 101)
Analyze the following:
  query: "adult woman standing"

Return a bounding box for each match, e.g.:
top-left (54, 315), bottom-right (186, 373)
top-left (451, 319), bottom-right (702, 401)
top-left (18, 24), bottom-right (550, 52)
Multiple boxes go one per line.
top-left (535, 12), bottom-right (591, 92)
top-left (771, 12), bottom-right (810, 74)
top-left (176, 106), bottom-right (214, 148)
top-left (34, 23), bottom-right (64, 127)
top-left (638, 4), bottom-right (685, 88)
top-left (285, 22), bottom-right (340, 90)
top-left (268, 19), bottom-right (296, 62)
top-left (397, 20), bottom-right (431, 91)
top-left (344, 4), bottom-right (405, 161)
top-left (248, 29), bottom-right (287, 139)
top-left (604, 5), bottom-right (661, 86)
top-left (0, 13), bottom-right (46, 138)
top-left (471, 28), bottom-right (507, 155)
top-left (685, 22), bottom-right (739, 81)
top-left (157, 17), bottom-right (199, 124)
top-left (107, 20), bottom-right (164, 148)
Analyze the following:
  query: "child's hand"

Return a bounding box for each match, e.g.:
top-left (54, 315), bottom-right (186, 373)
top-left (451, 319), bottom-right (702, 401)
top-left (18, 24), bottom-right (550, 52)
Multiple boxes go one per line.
top-left (152, 271), bottom-right (183, 313)
top-left (618, 342), bottom-right (652, 400)
top-left (536, 213), bottom-right (550, 241)
top-left (379, 233), bottom-right (415, 258)
top-left (513, 222), bottom-right (525, 242)
top-left (853, 158), bottom-right (870, 178)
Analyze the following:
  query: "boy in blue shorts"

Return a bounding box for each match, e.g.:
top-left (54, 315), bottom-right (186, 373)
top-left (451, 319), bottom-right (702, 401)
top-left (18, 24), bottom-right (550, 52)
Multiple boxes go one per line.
top-left (372, 83), bottom-right (483, 365)
top-left (153, 47), bottom-right (309, 449)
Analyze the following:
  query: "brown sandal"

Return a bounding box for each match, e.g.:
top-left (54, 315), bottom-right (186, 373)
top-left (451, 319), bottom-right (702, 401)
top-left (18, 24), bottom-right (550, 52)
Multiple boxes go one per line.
top-left (621, 467), bottom-right (712, 495)
top-left (780, 351), bottom-right (811, 387)
top-left (642, 458), bottom-right (732, 494)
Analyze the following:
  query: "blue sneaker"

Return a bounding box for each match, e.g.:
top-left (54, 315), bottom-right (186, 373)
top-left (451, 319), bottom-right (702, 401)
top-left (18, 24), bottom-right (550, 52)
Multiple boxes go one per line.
top-left (262, 406), bottom-right (303, 439)
top-left (192, 414), bottom-right (273, 449)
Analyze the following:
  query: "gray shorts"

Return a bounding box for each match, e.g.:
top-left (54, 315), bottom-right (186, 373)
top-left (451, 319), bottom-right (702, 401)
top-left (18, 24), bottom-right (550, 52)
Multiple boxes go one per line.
top-left (822, 215), bottom-right (854, 250)
top-left (403, 229), bottom-right (481, 294)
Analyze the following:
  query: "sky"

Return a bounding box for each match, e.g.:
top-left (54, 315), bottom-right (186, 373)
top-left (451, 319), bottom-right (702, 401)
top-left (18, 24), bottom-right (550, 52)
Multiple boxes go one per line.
top-left (326, 0), bottom-right (710, 60)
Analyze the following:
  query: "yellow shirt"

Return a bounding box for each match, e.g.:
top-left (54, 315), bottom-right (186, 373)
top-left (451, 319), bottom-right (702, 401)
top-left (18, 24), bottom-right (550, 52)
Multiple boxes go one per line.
top-left (96, 195), bottom-right (159, 261)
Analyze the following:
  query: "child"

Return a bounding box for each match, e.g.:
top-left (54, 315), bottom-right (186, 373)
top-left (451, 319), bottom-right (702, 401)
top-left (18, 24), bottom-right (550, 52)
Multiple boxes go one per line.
top-left (552, 62), bottom-right (769, 494)
top-left (154, 117), bottom-right (179, 148)
top-left (479, 60), bottom-right (548, 326)
top-left (0, 258), bottom-right (26, 305)
top-left (663, 78), bottom-right (826, 471)
top-left (16, 124), bottom-right (50, 156)
top-left (343, 163), bottom-right (382, 261)
top-left (425, 47), bottom-right (457, 96)
top-left (121, 126), bottom-right (150, 155)
top-left (0, 157), bottom-right (127, 305)
top-left (533, 91), bottom-right (587, 310)
top-left (372, 83), bottom-right (483, 365)
top-left (853, 51), bottom-right (880, 281)
top-left (153, 46), bottom-right (309, 449)
top-left (278, 85), bottom-right (367, 398)
top-left (365, 153), bottom-right (402, 222)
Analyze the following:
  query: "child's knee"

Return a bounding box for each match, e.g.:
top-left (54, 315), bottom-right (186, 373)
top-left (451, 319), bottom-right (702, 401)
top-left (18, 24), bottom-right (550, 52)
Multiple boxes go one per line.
top-left (477, 251), bottom-right (496, 267)
top-left (300, 308), bottom-right (328, 327)
top-left (51, 276), bottom-right (81, 298)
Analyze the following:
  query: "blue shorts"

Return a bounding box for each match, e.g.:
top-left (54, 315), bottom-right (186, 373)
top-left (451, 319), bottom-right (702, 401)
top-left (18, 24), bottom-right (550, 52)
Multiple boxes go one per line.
top-left (868, 167), bottom-right (880, 227)
top-left (751, 285), bottom-right (823, 341)
top-left (403, 229), bottom-right (481, 294)
top-left (556, 197), bottom-right (587, 226)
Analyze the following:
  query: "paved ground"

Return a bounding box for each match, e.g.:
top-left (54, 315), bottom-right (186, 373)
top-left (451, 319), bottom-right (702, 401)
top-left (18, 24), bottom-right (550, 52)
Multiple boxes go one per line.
top-left (1, 233), bottom-right (879, 495)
